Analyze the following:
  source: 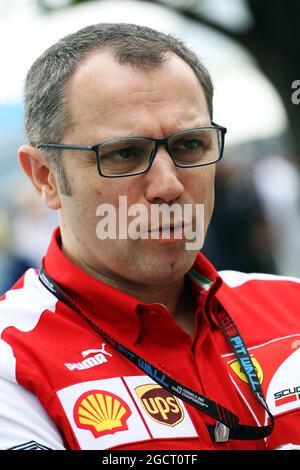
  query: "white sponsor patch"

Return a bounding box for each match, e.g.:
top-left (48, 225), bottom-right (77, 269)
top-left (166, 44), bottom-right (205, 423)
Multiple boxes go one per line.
top-left (267, 347), bottom-right (300, 415)
top-left (57, 377), bottom-right (149, 449)
top-left (57, 376), bottom-right (198, 449)
top-left (124, 376), bottom-right (197, 439)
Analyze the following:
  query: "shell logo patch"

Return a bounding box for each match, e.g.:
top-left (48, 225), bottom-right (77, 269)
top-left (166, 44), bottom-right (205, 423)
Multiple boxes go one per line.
top-left (229, 356), bottom-right (264, 385)
top-left (134, 384), bottom-right (184, 426)
top-left (57, 376), bottom-right (197, 448)
top-left (73, 389), bottom-right (131, 438)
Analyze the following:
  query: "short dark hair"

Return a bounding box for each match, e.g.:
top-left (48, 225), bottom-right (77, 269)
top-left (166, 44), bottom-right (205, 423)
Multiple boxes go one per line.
top-left (24, 22), bottom-right (214, 192)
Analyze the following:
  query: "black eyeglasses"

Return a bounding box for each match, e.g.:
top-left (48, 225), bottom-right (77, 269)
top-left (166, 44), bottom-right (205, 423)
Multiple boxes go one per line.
top-left (37, 122), bottom-right (227, 178)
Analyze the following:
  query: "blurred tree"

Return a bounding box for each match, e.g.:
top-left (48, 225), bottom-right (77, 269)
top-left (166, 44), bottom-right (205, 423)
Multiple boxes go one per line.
top-left (37, 0), bottom-right (300, 162)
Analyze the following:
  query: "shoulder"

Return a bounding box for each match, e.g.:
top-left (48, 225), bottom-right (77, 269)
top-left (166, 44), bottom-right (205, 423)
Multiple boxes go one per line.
top-left (218, 270), bottom-right (300, 288)
top-left (0, 268), bottom-right (58, 382)
top-left (218, 269), bottom-right (300, 304)
top-left (0, 268), bottom-right (58, 328)
top-left (217, 270), bottom-right (300, 341)
top-left (0, 270), bottom-right (64, 450)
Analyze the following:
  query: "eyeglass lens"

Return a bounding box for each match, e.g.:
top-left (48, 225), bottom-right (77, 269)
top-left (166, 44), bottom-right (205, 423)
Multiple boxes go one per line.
top-left (98, 128), bottom-right (221, 176)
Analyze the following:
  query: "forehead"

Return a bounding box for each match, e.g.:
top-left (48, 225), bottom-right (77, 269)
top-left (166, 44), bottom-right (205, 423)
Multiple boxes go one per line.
top-left (66, 50), bottom-right (210, 141)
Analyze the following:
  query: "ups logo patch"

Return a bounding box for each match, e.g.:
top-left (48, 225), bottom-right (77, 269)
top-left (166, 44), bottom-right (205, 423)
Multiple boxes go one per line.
top-left (134, 384), bottom-right (184, 426)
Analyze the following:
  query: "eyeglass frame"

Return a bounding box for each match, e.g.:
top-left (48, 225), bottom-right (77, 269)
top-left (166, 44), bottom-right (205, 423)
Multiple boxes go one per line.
top-left (36, 121), bottom-right (227, 178)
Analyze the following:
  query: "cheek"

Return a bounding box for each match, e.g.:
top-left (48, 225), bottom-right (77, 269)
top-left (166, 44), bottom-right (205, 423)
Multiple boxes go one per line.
top-left (187, 166), bottom-right (215, 203)
top-left (185, 167), bottom-right (215, 229)
top-left (204, 170), bottom-right (215, 208)
top-left (203, 168), bottom-right (215, 214)
top-left (203, 169), bottom-right (216, 231)
top-left (97, 179), bottom-right (144, 207)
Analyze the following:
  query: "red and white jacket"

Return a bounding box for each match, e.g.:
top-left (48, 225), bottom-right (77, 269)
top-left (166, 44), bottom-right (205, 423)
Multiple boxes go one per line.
top-left (1, 228), bottom-right (300, 450)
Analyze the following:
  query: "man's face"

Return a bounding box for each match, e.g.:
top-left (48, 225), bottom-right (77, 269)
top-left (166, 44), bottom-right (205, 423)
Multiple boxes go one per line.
top-left (58, 51), bottom-right (216, 287)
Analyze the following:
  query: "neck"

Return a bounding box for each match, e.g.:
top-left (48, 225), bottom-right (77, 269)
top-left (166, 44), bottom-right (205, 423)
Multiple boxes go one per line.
top-left (59, 214), bottom-right (198, 335)
top-left (61, 242), bottom-right (197, 335)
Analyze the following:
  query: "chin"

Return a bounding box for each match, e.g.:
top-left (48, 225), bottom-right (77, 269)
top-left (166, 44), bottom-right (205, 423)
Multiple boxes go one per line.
top-left (138, 248), bottom-right (196, 282)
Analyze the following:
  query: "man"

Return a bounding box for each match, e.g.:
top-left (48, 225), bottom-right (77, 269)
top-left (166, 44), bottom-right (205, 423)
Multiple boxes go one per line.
top-left (0, 23), bottom-right (300, 451)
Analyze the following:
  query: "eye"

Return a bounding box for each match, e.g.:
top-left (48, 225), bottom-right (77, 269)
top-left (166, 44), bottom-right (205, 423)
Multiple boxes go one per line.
top-left (101, 145), bottom-right (143, 161)
top-left (116, 148), bottom-right (136, 159)
top-left (177, 139), bottom-right (202, 150)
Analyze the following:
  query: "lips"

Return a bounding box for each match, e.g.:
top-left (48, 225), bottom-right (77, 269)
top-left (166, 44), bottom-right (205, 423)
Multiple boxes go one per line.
top-left (148, 221), bottom-right (186, 233)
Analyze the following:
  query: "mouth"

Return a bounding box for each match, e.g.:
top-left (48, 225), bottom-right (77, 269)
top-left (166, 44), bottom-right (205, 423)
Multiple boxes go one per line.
top-left (148, 221), bottom-right (189, 240)
top-left (149, 219), bottom-right (183, 230)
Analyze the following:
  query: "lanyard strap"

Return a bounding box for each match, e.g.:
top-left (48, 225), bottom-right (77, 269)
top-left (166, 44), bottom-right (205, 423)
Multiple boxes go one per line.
top-left (39, 267), bottom-right (274, 443)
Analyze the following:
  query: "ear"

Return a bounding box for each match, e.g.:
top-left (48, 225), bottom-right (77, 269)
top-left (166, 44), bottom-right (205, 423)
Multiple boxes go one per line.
top-left (18, 144), bottom-right (61, 210)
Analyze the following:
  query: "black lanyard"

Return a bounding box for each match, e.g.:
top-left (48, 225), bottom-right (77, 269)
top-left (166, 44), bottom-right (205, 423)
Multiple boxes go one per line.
top-left (39, 267), bottom-right (274, 444)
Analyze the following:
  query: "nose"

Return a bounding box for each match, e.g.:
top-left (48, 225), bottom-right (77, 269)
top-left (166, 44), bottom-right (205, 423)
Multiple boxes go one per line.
top-left (144, 145), bottom-right (184, 203)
